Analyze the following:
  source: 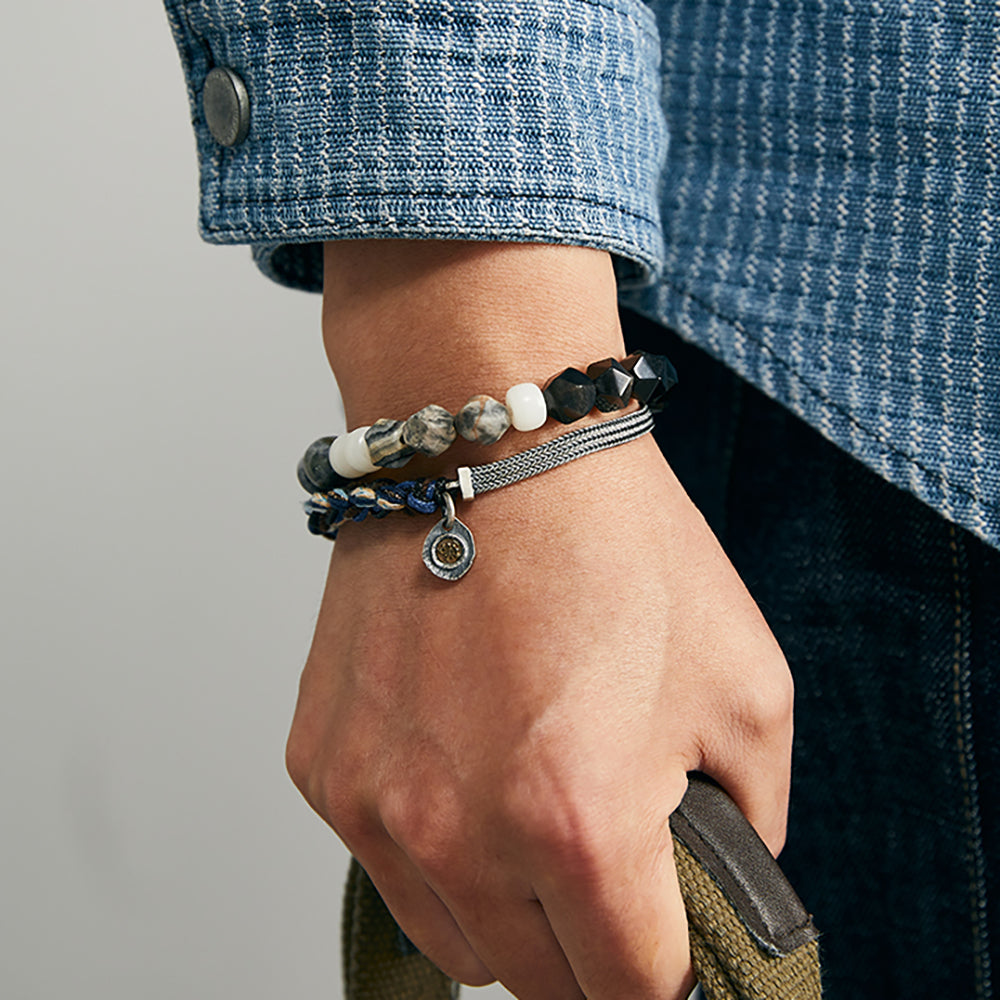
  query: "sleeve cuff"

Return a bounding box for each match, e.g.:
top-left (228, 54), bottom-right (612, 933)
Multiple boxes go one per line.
top-left (165, 0), bottom-right (668, 292)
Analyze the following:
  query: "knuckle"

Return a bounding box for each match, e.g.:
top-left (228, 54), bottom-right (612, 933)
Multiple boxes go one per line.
top-left (320, 774), bottom-right (356, 828)
top-left (285, 738), bottom-right (373, 845)
top-left (328, 794), bottom-right (377, 852)
top-left (411, 839), bottom-right (461, 890)
top-left (734, 659), bottom-right (795, 744)
top-left (380, 786), bottom-right (462, 883)
top-left (502, 774), bottom-right (606, 880)
top-left (284, 728), bottom-right (312, 793)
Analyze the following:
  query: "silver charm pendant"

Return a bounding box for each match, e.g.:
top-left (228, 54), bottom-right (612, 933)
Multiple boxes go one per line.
top-left (422, 493), bottom-right (475, 580)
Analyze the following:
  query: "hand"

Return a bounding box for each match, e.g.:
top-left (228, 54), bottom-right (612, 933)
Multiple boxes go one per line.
top-left (285, 241), bottom-right (793, 1000)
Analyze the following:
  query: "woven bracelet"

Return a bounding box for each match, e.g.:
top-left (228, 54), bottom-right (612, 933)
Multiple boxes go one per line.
top-left (303, 405), bottom-right (655, 580)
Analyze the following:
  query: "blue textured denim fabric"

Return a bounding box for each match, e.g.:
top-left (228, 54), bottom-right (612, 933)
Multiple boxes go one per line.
top-left (163, 0), bottom-right (1000, 549)
top-left (622, 0), bottom-right (1000, 553)
top-left (162, 0), bottom-right (667, 290)
top-left (625, 307), bottom-right (999, 1000)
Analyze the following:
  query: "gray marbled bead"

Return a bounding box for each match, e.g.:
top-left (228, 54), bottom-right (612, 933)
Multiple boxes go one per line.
top-left (402, 404), bottom-right (457, 456)
top-left (364, 418), bottom-right (416, 469)
top-left (298, 435), bottom-right (343, 492)
top-left (455, 394), bottom-right (511, 445)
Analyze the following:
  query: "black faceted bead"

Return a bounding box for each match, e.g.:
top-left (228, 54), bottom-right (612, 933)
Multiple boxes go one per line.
top-left (298, 436), bottom-right (347, 493)
top-left (543, 367), bottom-right (598, 424)
top-left (586, 358), bottom-right (634, 412)
top-left (622, 351), bottom-right (678, 412)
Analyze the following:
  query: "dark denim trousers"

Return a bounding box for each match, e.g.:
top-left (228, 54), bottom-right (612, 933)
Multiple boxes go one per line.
top-left (623, 307), bottom-right (999, 1000)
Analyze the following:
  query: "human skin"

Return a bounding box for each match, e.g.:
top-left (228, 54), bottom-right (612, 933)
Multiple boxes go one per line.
top-left (286, 239), bottom-right (794, 1000)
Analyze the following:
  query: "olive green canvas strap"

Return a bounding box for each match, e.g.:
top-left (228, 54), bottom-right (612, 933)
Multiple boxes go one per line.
top-left (675, 840), bottom-right (821, 1000)
top-left (342, 778), bottom-right (821, 1000)
top-left (342, 859), bottom-right (458, 1000)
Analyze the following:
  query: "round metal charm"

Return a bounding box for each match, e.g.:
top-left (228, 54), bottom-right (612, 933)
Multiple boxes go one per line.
top-left (422, 516), bottom-right (476, 580)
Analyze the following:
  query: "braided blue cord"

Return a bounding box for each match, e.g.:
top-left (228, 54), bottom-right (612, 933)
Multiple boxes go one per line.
top-left (304, 478), bottom-right (446, 537)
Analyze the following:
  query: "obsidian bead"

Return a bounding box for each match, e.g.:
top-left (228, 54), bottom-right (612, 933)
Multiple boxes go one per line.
top-left (586, 358), bottom-right (635, 411)
top-left (543, 367), bottom-right (598, 424)
top-left (298, 436), bottom-right (348, 493)
top-left (622, 351), bottom-right (678, 412)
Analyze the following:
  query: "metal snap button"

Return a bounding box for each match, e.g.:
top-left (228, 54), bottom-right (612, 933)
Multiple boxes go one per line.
top-left (202, 66), bottom-right (250, 147)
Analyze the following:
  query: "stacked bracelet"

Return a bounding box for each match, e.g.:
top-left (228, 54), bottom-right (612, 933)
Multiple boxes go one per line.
top-left (297, 350), bottom-right (677, 493)
top-left (303, 405), bottom-right (657, 580)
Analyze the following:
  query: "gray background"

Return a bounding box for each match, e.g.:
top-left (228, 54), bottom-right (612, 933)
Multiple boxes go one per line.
top-left (0, 2), bottom-right (508, 996)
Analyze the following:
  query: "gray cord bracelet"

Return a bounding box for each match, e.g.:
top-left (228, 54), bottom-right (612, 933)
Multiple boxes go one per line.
top-left (427, 405), bottom-right (654, 579)
top-left (446, 403), bottom-right (655, 500)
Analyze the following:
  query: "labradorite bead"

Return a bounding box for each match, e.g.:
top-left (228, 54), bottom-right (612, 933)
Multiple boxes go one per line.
top-left (365, 418), bottom-right (416, 468)
top-left (586, 358), bottom-right (634, 412)
top-left (455, 395), bottom-right (511, 445)
top-left (297, 461), bottom-right (319, 493)
top-left (402, 404), bottom-right (457, 456)
top-left (298, 436), bottom-right (347, 492)
top-left (622, 351), bottom-right (678, 412)
top-left (543, 367), bottom-right (598, 424)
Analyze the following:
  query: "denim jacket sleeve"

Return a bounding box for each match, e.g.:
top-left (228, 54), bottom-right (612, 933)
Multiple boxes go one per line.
top-left (163, 0), bottom-right (668, 293)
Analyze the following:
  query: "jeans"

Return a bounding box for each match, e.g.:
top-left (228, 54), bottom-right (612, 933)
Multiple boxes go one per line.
top-left (622, 307), bottom-right (999, 999)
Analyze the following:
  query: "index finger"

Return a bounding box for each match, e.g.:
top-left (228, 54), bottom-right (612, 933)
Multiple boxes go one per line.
top-left (530, 812), bottom-right (695, 1000)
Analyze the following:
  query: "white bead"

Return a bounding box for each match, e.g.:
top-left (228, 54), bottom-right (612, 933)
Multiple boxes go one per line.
top-left (344, 426), bottom-right (379, 475)
top-left (329, 431), bottom-right (372, 479)
top-left (505, 382), bottom-right (547, 431)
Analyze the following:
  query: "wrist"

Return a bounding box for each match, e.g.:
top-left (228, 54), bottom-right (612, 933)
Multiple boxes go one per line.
top-left (322, 239), bottom-right (625, 426)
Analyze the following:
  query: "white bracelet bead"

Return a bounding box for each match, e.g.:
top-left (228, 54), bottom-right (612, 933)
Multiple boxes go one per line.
top-left (344, 426), bottom-right (379, 475)
top-left (329, 431), bottom-right (373, 479)
top-left (505, 382), bottom-right (547, 431)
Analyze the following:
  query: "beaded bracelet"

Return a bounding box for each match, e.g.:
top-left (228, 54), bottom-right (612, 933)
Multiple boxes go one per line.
top-left (297, 350), bottom-right (677, 494)
top-left (302, 405), bottom-right (656, 580)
